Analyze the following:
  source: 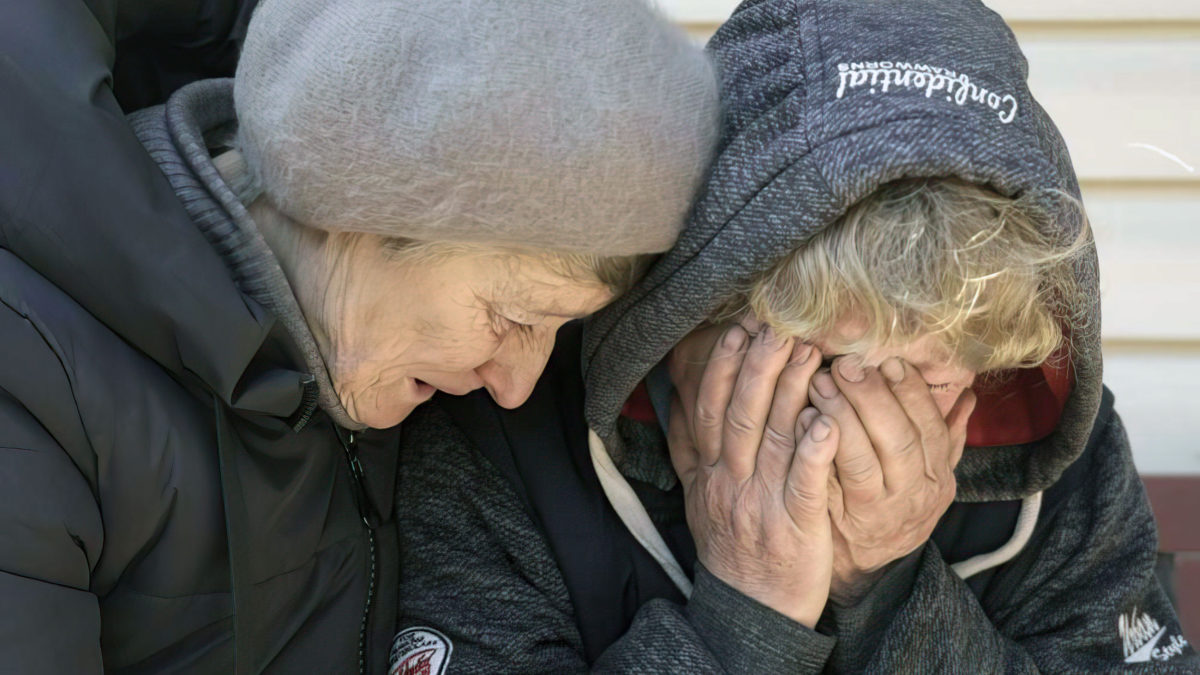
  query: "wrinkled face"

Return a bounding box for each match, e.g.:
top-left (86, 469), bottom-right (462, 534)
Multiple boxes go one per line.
top-left (322, 241), bottom-right (613, 428)
top-left (810, 314), bottom-right (977, 417)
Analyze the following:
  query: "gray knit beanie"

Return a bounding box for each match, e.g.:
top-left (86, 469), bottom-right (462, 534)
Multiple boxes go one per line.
top-left (233, 0), bottom-right (721, 256)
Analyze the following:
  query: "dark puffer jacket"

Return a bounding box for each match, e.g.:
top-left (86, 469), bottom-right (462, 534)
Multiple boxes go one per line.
top-left (0, 2), bottom-right (397, 672)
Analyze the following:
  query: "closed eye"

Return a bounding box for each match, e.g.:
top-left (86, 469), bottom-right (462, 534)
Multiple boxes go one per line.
top-left (927, 382), bottom-right (951, 392)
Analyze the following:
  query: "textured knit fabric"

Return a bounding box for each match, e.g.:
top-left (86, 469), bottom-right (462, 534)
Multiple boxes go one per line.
top-left (391, 0), bottom-right (1197, 671)
top-left (234, 0), bottom-right (721, 255)
top-left (0, 9), bottom-right (401, 666)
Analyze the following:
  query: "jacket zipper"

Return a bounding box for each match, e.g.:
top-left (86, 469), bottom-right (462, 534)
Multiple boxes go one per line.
top-left (338, 429), bottom-right (378, 675)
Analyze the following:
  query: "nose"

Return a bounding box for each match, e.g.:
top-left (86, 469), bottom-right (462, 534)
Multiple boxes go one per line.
top-left (475, 331), bottom-right (556, 409)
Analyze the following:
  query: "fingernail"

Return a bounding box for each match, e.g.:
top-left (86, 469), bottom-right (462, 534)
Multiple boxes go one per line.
top-left (811, 418), bottom-right (831, 442)
top-left (837, 358), bottom-right (865, 383)
top-left (880, 357), bottom-right (905, 384)
top-left (812, 371), bottom-right (838, 398)
top-left (723, 326), bottom-right (747, 350)
top-left (797, 406), bottom-right (819, 430)
top-left (791, 342), bottom-right (814, 364)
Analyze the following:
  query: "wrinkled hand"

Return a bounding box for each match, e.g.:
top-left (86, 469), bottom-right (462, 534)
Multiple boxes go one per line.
top-left (808, 356), bottom-right (976, 605)
top-left (667, 324), bottom-right (836, 627)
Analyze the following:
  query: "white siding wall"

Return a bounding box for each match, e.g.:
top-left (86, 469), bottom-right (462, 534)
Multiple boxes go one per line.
top-left (661, 0), bottom-right (1200, 473)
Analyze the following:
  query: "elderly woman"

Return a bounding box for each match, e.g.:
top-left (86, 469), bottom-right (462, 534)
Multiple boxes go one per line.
top-left (0, 0), bottom-right (718, 672)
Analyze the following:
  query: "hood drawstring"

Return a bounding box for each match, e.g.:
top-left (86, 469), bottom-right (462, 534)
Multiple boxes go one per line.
top-left (215, 397), bottom-right (259, 675)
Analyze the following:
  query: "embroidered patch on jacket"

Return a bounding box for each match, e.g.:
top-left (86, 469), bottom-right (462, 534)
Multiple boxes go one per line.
top-left (834, 60), bottom-right (1019, 124)
top-left (390, 627), bottom-right (452, 675)
top-left (1119, 607), bottom-right (1191, 663)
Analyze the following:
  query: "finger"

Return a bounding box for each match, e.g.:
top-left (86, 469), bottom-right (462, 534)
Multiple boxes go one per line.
top-left (721, 327), bottom-right (794, 481)
top-left (692, 325), bottom-right (749, 466)
top-left (756, 343), bottom-right (821, 488)
top-left (809, 369), bottom-right (884, 499)
top-left (832, 357), bottom-right (925, 494)
top-left (944, 388), bottom-right (977, 468)
top-left (878, 356), bottom-right (953, 479)
top-left (827, 466), bottom-right (846, 523)
top-left (784, 415), bottom-right (838, 531)
top-left (796, 406), bottom-right (820, 434)
top-left (667, 394), bottom-right (700, 485)
top-left (738, 314), bottom-right (765, 336)
top-left (667, 323), bottom-right (728, 415)
top-left (878, 357), bottom-right (947, 444)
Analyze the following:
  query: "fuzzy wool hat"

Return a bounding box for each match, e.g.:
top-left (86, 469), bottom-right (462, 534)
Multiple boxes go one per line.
top-left (233, 0), bottom-right (721, 256)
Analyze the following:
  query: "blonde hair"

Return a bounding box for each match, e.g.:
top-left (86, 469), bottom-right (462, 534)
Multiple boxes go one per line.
top-left (728, 178), bottom-right (1091, 373)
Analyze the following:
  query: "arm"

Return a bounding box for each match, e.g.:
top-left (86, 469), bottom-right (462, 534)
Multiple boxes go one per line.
top-left (824, 409), bottom-right (1198, 673)
top-left (0, 388), bottom-right (104, 672)
top-left (395, 400), bottom-right (833, 674)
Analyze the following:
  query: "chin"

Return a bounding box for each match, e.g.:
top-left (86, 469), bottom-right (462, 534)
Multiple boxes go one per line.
top-left (355, 402), bottom-right (419, 429)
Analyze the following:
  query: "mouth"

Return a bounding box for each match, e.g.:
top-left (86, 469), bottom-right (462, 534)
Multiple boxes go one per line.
top-left (413, 378), bottom-right (437, 399)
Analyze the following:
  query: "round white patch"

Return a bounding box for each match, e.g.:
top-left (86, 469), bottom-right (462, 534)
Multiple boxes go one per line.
top-left (389, 626), bottom-right (452, 675)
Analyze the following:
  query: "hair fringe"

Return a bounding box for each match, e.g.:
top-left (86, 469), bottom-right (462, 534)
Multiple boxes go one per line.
top-left (719, 177), bottom-right (1093, 373)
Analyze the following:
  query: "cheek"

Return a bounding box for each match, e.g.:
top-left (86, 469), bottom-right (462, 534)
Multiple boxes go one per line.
top-left (929, 373), bottom-right (976, 418)
top-left (931, 391), bottom-right (959, 418)
top-left (402, 311), bottom-right (504, 369)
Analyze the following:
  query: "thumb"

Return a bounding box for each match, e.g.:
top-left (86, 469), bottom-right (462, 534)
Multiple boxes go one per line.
top-left (667, 394), bottom-right (700, 486)
top-left (785, 414), bottom-right (838, 530)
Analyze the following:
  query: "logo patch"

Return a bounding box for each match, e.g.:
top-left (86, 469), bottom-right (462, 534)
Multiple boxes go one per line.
top-left (834, 60), bottom-right (1019, 124)
top-left (390, 627), bottom-right (452, 675)
top-left (1120, 607), bottom-right (1190, 663)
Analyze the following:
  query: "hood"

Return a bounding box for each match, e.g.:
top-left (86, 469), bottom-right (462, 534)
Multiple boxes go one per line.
top-left (583, 0), bottom-right (1102, 502)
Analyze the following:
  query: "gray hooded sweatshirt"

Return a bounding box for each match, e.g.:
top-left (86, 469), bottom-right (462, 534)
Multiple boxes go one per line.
top-left (393, 0), bottom-right (1197, 671)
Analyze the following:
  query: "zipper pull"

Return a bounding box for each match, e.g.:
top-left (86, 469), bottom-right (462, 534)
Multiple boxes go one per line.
top-left (338, 429), bottom-right (381, 530)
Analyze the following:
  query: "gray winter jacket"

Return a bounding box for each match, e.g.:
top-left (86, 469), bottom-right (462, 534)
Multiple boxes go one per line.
top-left (393, 0), bottom-right (1197, 672)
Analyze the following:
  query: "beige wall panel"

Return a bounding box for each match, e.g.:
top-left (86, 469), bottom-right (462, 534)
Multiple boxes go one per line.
top-left (1020, 38), bottom-right (1200, 182)
top-left (657, 0), bottom-right (1200, 25)
top-left (1084, 183), bottom-right (1200, 341)
top-left (1104, 347), bottom-right (1200, 474)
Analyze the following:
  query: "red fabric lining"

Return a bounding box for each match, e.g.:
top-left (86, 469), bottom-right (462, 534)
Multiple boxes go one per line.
top-left (966, 349), bottom-right (1073, 447)
top-left (620, 381), bottom-right (658, 425)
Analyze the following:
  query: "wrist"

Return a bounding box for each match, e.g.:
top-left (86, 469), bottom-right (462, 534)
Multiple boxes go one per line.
top-left (706, 565), bottom-right (828, 627)
top-left (829, 563), bottom-right (890, 607)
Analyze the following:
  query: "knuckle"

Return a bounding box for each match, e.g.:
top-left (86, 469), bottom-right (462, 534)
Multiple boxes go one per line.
top-left (891, 436), bottom-right (921, 457)
top-left (694, 403), bottom-right (721, 429)
top-left (840, 456), bottom-right (879, 485)
top-left (761, 424), bottom-right (793, 451)
top-left (786, 482), bottom-right (825, 517)
top-left (723, 403), bottom-right (759, 437)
